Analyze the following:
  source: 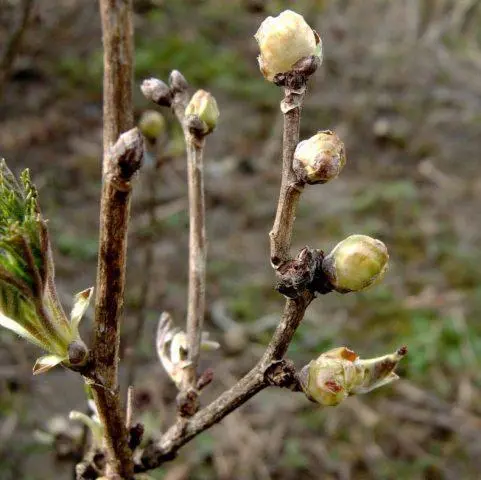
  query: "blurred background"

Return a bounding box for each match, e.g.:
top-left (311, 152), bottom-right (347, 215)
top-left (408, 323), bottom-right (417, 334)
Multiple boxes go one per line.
top-left (1, 0), bottom-right (481, 479)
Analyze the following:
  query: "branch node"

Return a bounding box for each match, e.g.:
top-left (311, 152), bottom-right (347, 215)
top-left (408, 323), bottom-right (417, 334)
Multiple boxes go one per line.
top-left (264, 359), bottom-right (302, 391)
top-left (275, 247), bottom-right (319, 298)
top-left (176, 388), bottom-right (200, 417)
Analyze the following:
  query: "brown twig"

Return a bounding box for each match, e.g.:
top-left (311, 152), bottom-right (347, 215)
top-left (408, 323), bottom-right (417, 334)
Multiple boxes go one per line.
top-left (90, 3), bottom-right (138, 475)
top-left (167, 75), bottom-right (208, 396)
top-left (91, 127), bottom-right (143, 479)
top-left (184, 131), bottom-right (207, 390)
top-left (0, 0), bottom-right (35, 101)
top-left (269, 86), bottom-right (306, 268)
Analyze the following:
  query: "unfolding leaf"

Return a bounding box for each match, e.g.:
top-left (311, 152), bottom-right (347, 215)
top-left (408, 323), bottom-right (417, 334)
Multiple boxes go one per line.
top-left (33, 354), bottom-right (65, 375)
top-left (70, 287), bottom-right (94, 333)
top-left (0, 311), bottom-right (45, 349)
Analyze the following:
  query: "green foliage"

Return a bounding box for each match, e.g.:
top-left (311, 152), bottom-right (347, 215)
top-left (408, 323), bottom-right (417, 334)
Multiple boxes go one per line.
top-left (0, 160), bottom-right (91, 372)
top-left (0, 161), bottom-right (45, 294)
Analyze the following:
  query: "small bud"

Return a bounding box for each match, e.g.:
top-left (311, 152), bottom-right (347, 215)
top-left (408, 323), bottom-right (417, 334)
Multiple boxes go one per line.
top-left (322, 235), bottom-right (388, 293)
top-left (293, 130), bottom-right (346, 185)
top-left (141, 78), bottom-right (172, 107)
top-left (138, 110), bottom-right (166, 142)
top-left (185, 89), bottom-right (219, 134)
top-left (255, 10), bottom-right (321, 82)
top-left (67, 340), bottom-right (89, 367)
top-left (299, 346), bottom-right (406, 407)
top-left (169, 69), bottom-right (189, 93)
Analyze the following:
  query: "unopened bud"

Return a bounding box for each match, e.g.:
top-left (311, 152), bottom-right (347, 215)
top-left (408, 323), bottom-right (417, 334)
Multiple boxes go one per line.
top-left (169, 70), bottom-right (189, 93)
top-left (255, 10), bottom-right (321, 82)
top-left (141, 78), bottom-right (172, 107)
top-left (138, 110), bottom-right (166, 141)
top-left (322, 235), bottom-right (388, 293)
top-left (299, 346), bottom-right (406, 406)
top-left (185, 89), bottom-right (219, 134)
top-left (67, 340), bottom-right (88, 367)
top-left (293, 130), bottom-right (346, 184)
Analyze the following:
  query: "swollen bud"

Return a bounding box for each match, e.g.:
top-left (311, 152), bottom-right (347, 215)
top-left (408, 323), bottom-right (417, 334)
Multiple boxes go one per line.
top-left (322, 235), bottom-right (388, 293)
top-left (141, 78), bottom-right (172, 107)
top-left (138, 110), bottom-right (166, 142)
top-left (254, 10), bottom-right (321, 82)
top-left (299, 346), bottom-right (407, 407)
top-left (293, 130), bottom-right (346, 184)
top-left (185, 89), bottom-right (219, 134)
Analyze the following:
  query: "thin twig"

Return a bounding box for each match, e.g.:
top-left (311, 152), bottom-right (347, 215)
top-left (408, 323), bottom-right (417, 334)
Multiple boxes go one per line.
top-left (269, 87), bottom-right (306, 268)
top-left (184, 132), bottom-right (207, 389)
top-left (0, 0), bottom-right (35, 101)
top-left (168, 78), bottom-right (208, 395)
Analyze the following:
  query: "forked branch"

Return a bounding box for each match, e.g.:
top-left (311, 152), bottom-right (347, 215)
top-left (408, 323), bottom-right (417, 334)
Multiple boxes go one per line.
top-left (138, 70), bottom-right (315, 472)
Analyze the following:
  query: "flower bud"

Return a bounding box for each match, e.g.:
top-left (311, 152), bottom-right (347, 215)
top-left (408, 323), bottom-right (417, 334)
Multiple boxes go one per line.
top-left (255, 10), bottom-right (321, 82)
top-left (185, 89), bottom-right (219, 134)
top-left (141, 78), bottom-right (172, 107)
top-left (322, 234), bottom-right (388, 293)
top-left (138, 110), bottom-right (166, 142)
top-left (299, 346), bottom-right (406, 407)
top-left (293, 130), bottom-right (346, 184)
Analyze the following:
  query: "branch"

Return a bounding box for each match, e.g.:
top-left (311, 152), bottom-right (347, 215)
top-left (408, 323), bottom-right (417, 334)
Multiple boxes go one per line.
top-left (91, 128), bottom-right (143, 479)
top-left (138, 73), bottom-right (314, 472)
top-left (140, 291), bottom-right (312, 470)
top-left (91, 2), bottom-right (138, 476)
top-left (164, 75), bottom-right (209, 400)
top-left (184, 130), bottom-right (207, 390)
top-left (269, 86), bottom-right (306, 268)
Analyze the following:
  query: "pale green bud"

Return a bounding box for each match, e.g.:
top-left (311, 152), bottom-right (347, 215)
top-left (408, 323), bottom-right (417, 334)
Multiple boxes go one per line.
top-left (299, 346), bottom-right (407, 407)
top-left (138, 110), bottom-right (166, 142)
top-left (254, 10), bottom-right (321, 82)
top-left (185, 89), bottom-right (219, 134)
top-left (293, 130), bottom-right (346, 184)
top-left (322, 234), bottom-right (388, 293)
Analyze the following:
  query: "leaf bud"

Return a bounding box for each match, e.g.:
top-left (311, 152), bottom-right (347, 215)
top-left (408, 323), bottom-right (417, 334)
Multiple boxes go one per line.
top-left (185, 89), bottom-right (219, 134)
top-left (299, 346), bottom-right (406, 406)
top-left (141, 78), bottom-right (172, 107)
top-left (322, 234), bottom-right (388, 293)
top-left (255, 10), bottom-right (321, 82)
top-left (169, 69), bottom-right (189, 93)
top-left (138, 110), bottom-right (166, 142)
top-left (293, 130), bottom-right (346, 184)
top-left (67, 339), bottom-right (89, 367)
